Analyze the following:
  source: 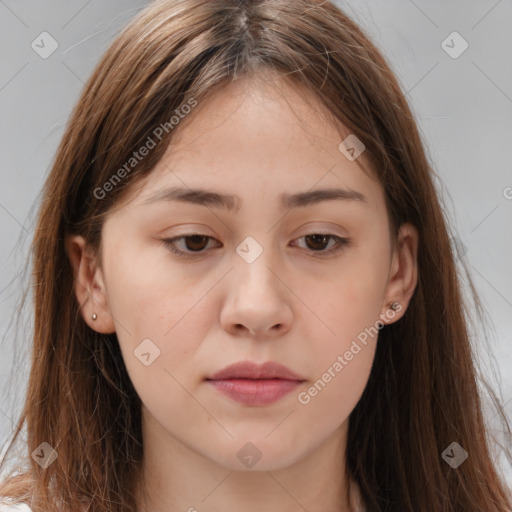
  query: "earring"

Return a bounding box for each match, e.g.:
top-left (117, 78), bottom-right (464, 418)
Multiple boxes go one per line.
top-left (389, 301), bottom-right (400, 311)
top-left (90, 292), bottom-right (97, 320)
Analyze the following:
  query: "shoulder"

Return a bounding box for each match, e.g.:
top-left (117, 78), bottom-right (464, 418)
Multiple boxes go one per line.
top-left (0, 500), bottom-right (32, 512)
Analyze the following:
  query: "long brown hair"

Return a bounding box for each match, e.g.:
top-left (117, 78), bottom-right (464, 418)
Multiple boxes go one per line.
top-left (1, 0), bottom-right (511, 510)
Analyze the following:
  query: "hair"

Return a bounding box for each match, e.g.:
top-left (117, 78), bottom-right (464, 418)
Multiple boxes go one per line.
top-left (0, 0), bottom-right (511, 510)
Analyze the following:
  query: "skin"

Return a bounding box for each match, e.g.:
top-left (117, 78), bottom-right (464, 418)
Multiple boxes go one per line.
top-left (66, 74), bottom-right (418, 512)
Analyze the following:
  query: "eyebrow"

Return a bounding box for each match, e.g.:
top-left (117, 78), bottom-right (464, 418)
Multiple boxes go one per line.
top-left (142, 186), bottom-right (368, 211)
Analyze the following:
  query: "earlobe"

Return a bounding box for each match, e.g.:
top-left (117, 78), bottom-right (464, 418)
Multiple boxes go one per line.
top-left (65, 234), bottom-right (116, 334)
top-left (380, 223), bottom-right (419, 325)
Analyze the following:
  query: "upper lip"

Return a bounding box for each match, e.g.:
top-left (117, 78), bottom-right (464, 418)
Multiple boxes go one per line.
top-left (207, 361), bottom-right (306, 381)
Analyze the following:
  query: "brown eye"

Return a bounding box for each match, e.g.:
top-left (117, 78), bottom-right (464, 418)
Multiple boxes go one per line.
top-left (162, 234), bottom-right (219, 258)
top-left (304, 234), bottom-right (332, 251)
top-left (162, 233), bottom-right (350, 260)
top-left (293, 234), bottom-right (350, 256)
top-left (182, 235), bottom-right (210, 252)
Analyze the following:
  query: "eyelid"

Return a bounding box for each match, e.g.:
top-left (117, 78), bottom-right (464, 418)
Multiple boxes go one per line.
top-left (160, 232), bottom-right (351, 259)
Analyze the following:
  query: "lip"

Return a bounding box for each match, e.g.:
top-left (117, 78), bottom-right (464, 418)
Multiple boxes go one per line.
top-left (206, 361), bottom-right (306, 406)
top-left (207, 361), bottom-right (306, 381)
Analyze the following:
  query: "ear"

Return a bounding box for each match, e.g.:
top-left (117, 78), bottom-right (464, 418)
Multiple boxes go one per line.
top-left (380, 222), bottom-right (419, 325)
top-left (65, 234), bottom-right (116, 334)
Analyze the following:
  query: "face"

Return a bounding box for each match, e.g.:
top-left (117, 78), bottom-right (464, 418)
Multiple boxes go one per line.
top-left (67, 75), bottom-right (418, 473)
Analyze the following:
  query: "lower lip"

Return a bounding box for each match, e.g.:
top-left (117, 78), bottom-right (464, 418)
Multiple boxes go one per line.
top-left (206, 378), bottom-right (303, 406)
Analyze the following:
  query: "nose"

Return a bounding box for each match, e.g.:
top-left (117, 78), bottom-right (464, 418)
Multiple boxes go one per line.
top-left (219, 252), bottom-right (293, 339)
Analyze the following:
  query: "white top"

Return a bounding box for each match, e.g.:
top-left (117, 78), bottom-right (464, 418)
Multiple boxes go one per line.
top-left (0, 502), bottom-right (32, 512)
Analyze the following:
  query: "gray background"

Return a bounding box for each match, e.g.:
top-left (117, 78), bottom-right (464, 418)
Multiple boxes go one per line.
top-left (0, 0), bottom-right (511, 487)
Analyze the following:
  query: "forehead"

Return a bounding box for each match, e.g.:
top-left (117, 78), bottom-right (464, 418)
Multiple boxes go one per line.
top-left (123, 75), bottom-right (385, 213)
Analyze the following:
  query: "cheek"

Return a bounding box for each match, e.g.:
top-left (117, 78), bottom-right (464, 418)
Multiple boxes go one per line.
top-left (296, 253), bottom-right (385, 413)
top-left (103, 250), bottom-right (214, 390)
top-left (104, 240), bottom-right (203, 336)
top-left (300, 350), bottom-right (375, 433)
top-left (299, 292), bottom-right (379, 425)
top-left (306, 253), bottom-right (386, 344)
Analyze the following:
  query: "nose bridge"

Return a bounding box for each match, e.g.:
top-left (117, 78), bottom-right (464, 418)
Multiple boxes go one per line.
top-left (220, 233), bottom-right (292, 335)
top-left (233, 234), bottom-right (280, 299)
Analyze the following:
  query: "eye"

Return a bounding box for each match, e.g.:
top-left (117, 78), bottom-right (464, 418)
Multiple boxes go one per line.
top-left (161, 233), bottom-right (350, 259)
top-left (162, 234), bottom-right (219, 258)
top-left (292, 234), bottom-right (351, 257)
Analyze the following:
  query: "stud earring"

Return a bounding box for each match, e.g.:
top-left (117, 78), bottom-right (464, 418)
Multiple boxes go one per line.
top-left (92, 313), bottom-right (97, 321)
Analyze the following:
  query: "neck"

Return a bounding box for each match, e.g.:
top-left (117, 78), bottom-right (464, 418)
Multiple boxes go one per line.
top-left (135, 409), bottom-right (364, 512)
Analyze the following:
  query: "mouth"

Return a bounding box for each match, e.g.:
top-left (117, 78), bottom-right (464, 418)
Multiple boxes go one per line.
top-left (206, 378), bottom-right (304, 406)
top-left (205, 361), bottom-right (306, 406)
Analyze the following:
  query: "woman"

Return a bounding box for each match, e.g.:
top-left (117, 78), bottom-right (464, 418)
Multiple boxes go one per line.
top-left (1, 0), bottom-right (511, 510)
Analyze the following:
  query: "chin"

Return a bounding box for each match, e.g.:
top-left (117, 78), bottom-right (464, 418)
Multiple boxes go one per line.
top-left (203, 436), bottom-right (309, 472)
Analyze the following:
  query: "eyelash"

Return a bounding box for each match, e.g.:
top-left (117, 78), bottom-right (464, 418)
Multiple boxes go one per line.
top-left (161, 233), bottom-right (351, 259)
